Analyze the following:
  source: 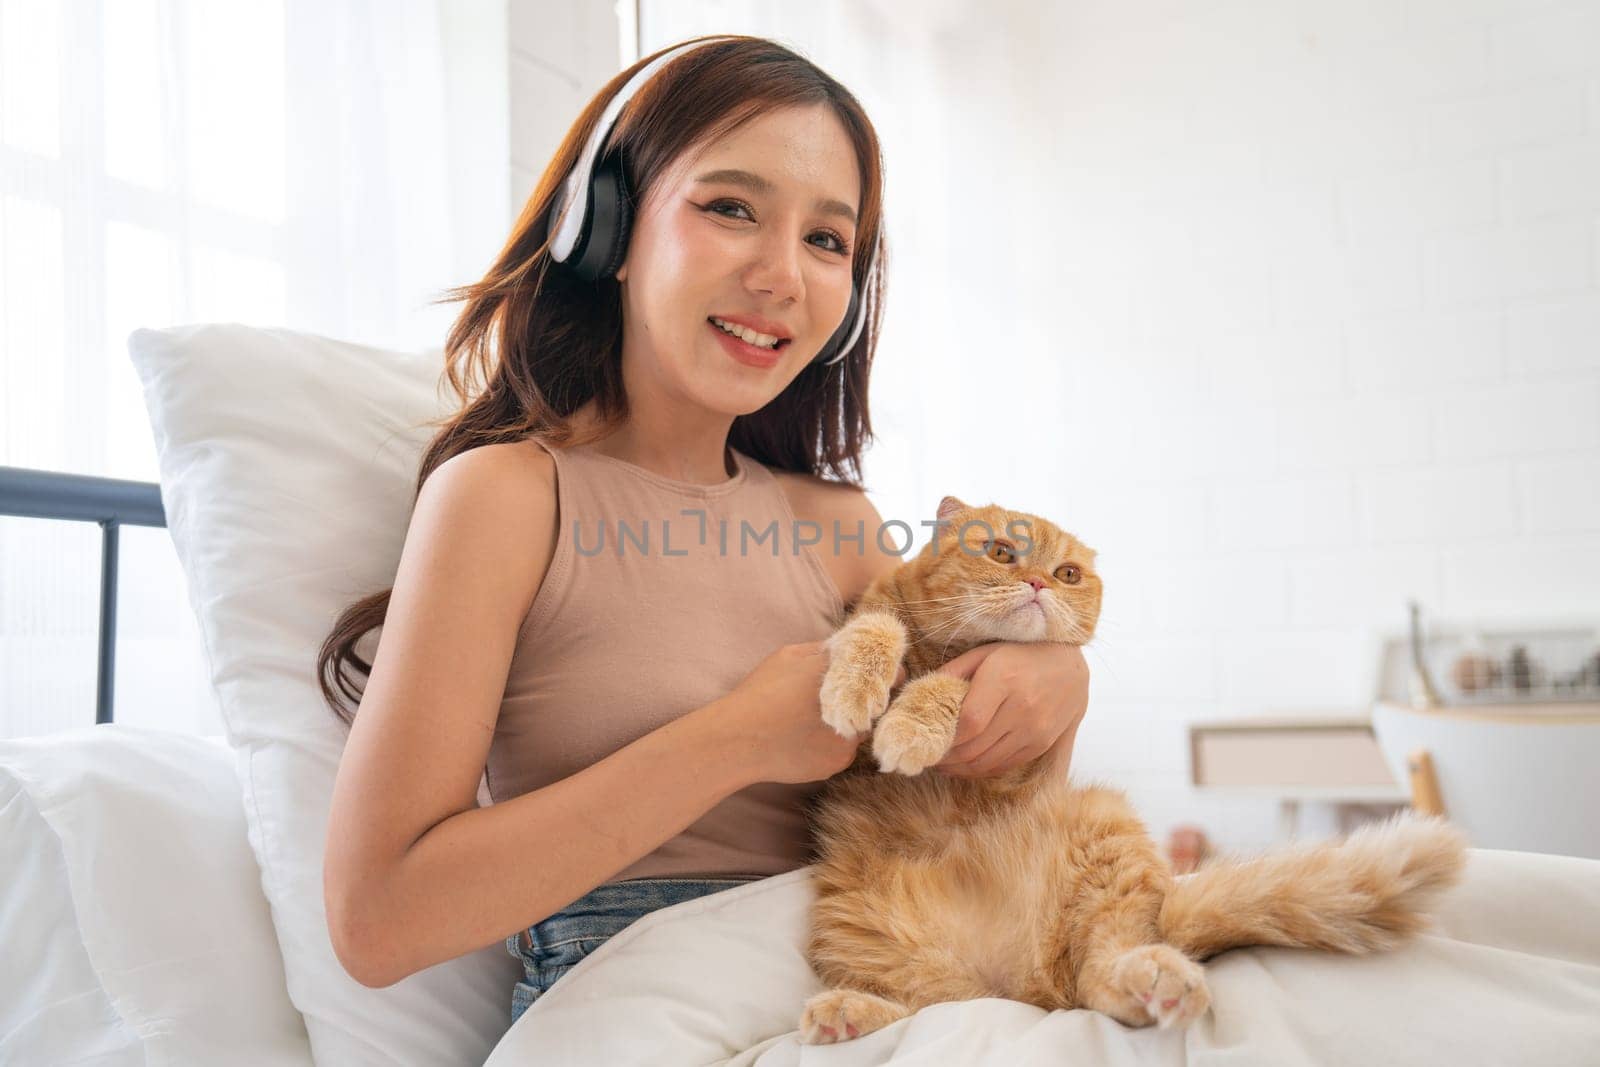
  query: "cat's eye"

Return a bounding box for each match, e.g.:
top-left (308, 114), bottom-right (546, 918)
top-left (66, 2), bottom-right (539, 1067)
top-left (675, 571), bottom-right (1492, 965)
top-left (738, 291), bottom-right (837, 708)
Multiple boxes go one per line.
top-left (1054, 564), bottom-right (1082, 584)
top-left (985, 540), bottom-right (1015, 564)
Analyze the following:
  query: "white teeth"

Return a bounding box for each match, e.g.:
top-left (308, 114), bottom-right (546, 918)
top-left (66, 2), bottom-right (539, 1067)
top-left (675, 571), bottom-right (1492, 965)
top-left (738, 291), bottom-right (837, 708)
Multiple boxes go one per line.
top-left (711, 317), bottom-right (781, 349)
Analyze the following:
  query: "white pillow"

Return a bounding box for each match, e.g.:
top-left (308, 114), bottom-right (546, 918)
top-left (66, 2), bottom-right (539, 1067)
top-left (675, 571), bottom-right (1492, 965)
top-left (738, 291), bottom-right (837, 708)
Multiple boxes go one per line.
top-left (0, 724), bottom-right (312, 1065)
top-left (128, 323), bottom-right (520, 1065)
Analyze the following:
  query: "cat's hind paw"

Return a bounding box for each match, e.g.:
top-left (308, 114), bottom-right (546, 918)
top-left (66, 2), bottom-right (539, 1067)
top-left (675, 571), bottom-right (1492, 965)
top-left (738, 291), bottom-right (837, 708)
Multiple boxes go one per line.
top-left (798, 987), bottom-right (912, 1045)
top-left (1104, 943), bottom-right (1210, 1031)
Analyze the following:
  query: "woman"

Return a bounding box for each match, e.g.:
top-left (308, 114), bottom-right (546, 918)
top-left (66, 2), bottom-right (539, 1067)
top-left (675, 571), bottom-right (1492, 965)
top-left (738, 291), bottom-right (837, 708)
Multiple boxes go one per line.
top-left (315, 34), bottom-right (1090, 1025)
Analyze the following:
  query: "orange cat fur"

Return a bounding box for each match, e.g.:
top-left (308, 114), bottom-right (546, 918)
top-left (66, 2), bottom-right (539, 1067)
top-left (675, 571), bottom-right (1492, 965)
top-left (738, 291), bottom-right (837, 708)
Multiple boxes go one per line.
top-left (798, 494), bottom-right (1469, 1044)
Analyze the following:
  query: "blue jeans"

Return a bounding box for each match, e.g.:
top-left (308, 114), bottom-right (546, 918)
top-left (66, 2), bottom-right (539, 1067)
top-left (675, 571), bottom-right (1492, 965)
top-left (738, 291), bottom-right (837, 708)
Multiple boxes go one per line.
top-left (506, 876), bottom-right (763, 1024)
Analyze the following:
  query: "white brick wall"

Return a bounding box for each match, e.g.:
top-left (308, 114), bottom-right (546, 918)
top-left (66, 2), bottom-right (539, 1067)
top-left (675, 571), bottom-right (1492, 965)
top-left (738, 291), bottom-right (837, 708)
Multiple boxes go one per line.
top-left (975, 0), bottom-right (1600, 852)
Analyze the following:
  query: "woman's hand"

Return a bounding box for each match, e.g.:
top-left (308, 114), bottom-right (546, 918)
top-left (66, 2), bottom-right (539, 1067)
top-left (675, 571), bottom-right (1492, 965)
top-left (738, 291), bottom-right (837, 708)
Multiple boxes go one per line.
top-left (930, 642), bottom-right (1089, 778)
top-left (716, 640), bottom-right (908, 785)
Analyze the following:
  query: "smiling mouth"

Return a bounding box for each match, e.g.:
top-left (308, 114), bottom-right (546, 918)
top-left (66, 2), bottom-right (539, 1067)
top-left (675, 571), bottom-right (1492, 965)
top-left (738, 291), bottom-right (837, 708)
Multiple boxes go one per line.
top-left (707, 317), bottom-right (792, 351)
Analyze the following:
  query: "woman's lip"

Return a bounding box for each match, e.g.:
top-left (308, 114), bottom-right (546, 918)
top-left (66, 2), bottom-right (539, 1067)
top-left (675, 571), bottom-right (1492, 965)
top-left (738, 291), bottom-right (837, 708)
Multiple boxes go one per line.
top-left (710, 315), bottom-right (791, 341)
top-left (708, 318), bottom-right (785, 369)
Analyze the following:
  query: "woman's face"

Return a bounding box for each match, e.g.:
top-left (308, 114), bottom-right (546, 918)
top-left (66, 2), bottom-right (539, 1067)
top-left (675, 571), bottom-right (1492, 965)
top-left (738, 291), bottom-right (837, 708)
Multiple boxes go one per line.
top-left (614, 103), bottom-right (862, 413)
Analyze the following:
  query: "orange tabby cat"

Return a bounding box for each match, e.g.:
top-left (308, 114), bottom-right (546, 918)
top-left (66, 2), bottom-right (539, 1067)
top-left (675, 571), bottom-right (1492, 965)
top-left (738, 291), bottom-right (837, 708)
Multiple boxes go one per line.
top-left (798, 494), bottom-right (1469, 1044)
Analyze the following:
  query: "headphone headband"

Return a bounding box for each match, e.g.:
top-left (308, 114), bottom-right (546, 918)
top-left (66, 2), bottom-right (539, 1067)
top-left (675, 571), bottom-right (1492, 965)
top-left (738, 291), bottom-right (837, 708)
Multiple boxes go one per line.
top-left (548, 37), bottom-right (733, 264)
top-left (547, 36), bottom-right (877, 367)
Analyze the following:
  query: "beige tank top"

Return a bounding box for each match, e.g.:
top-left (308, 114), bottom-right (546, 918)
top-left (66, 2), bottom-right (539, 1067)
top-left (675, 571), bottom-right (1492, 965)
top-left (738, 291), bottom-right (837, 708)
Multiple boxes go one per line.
top-left (485, 436), bottom-right (846, 881)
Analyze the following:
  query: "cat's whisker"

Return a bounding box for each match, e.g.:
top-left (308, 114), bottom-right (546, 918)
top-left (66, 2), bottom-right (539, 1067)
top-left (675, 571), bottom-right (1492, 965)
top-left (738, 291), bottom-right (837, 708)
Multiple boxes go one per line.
top-left (919, 602), bottom-right (999, 646)
top-left (893, 594), bottom-right (989, 606)
top-left (920, 608), bottom-right (993, 644)
top-left (896, 598), bottom-right (1004, 620)
top-left (907, 590), bottom-right (1013, 624)
top-left (899, 604), bottom-right (979, 618)
top-left (1053, 614), bottom-right (1091, 642)
top-left (930, 600), bottom-right (1015, 655)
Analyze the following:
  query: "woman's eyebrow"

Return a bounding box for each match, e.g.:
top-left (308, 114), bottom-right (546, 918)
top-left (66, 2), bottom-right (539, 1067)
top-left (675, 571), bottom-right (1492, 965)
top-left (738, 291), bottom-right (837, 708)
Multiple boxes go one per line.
top-left (694, 168), bottom-right (857, 225)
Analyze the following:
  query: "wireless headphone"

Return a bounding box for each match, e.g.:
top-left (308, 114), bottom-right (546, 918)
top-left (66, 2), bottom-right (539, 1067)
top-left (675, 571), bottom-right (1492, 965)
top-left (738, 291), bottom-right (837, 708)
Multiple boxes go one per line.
top-left (546, 36), bottom-right (877, 367)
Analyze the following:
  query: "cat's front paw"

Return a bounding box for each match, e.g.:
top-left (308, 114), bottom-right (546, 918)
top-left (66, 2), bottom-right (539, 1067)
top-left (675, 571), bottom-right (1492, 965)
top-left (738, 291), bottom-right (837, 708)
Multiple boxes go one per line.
top-left (820, 668), bottom-right (889, 738)
top-left (819, 613), bottom-right (907, 738)
top-left (1103, 943), bottom-right (1210, 1031)
top-left (798, 987), bottom-right (911, 1045)
top-left (872, 710), bottom-right (951, 776)
top-left (870, 673), bottom-right (967, 775)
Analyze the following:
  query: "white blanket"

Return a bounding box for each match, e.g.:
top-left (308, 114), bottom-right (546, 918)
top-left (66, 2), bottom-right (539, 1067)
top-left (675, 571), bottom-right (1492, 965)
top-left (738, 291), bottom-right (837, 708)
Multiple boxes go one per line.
top-left (484, 848), bottom-right (1600, 1065)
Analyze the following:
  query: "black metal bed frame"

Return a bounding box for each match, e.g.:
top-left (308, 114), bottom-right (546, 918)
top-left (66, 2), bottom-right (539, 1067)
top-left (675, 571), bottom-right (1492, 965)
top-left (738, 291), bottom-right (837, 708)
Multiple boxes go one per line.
top-left (0, 464), bottom-right (167, 725)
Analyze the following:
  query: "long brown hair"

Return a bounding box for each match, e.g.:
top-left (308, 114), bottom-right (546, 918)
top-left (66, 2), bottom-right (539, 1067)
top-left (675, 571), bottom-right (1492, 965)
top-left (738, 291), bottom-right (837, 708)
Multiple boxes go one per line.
top-left (317, 35), bottom-right (890, 724)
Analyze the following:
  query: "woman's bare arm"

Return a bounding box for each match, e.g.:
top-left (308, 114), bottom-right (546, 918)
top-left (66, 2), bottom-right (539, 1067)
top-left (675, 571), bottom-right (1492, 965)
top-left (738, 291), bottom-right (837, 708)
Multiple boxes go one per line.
top-left (323, 442), bottom-right (764, 988)
top-left (336, 694), bottom-right (760, 988)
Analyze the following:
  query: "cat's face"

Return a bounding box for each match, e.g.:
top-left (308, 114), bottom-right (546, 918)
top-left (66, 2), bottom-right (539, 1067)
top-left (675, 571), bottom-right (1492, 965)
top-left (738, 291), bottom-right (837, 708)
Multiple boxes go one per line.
top-left (906, 495), bottom-right (1102, 647)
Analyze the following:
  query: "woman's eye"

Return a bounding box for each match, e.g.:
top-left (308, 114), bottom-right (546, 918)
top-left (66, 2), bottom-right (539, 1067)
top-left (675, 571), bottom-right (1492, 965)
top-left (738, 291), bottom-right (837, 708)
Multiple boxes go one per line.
top-left (704, 200), bottom-right (851, 256)
top-left (985, 540), bottom-right (1015, 564)
top-left (813, 229), bottom-right (850, 255)
top-left (707, 199), bottom-right (752, 220)
top-left (1054, 564), bottom-right (1082, 585)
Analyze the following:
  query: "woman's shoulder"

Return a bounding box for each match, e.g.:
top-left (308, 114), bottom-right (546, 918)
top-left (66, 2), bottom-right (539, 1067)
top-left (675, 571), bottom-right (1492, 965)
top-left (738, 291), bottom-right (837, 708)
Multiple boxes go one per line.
top-left (426, 438), bottom-right (557, 510)
top-left (416, 439), bottom-right (560, 618)
top-left (767, 466), bottom-right (872, 524)
top-left (768, 467), bottom-right (900, 610)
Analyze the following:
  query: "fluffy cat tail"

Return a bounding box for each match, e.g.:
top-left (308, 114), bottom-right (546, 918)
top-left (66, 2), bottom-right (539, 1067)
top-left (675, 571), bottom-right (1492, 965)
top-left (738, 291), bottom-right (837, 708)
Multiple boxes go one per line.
top-left (1158, 811), bottom-right (1470, 961)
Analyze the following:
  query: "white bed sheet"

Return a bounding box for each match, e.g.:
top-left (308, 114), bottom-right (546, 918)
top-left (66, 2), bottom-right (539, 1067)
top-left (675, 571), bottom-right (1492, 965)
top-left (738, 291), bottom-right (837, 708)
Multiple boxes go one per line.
top-left (485, 848), bottom-right (1600, 1066)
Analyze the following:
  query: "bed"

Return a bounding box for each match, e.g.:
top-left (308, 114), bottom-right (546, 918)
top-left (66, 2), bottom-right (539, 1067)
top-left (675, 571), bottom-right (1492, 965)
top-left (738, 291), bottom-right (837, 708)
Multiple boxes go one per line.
top-left (4, 322), bottom-right (1598, 1065)
top-left (7, 725), bottom-right (1600, 1066)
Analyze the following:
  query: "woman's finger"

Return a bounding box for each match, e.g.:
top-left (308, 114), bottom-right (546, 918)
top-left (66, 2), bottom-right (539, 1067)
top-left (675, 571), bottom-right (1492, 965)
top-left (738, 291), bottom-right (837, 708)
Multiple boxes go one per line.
top-left (937, 641), bottom-right (1003, 681)
top-left (945, 728), bottom-right (1012, 772)
top-left (966, 734), bottom-right (1031, 776)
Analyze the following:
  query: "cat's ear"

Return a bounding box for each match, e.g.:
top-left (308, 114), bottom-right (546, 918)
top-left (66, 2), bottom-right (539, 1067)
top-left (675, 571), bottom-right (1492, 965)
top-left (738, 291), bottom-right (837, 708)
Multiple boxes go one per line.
top-left (936, 495), bottom-right (970, 523)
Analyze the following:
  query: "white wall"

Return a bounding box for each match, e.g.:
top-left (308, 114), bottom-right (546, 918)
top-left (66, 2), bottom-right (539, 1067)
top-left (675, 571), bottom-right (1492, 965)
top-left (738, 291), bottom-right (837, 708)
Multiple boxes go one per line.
top-left (922, 0), bottom-right (1600, 851)
top-left (507, 0), bottom-right (632, 209)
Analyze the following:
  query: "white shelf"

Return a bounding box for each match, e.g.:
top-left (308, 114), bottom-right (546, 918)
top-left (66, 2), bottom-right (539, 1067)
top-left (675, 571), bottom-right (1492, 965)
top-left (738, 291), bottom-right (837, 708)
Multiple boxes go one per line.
top-left (1192, 784), bottom-right (1410, 803)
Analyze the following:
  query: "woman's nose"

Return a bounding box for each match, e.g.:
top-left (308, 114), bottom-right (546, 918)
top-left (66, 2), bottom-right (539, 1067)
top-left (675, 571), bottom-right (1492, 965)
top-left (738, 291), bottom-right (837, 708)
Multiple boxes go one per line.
top-left (747, 233), bottom-right (804, 303)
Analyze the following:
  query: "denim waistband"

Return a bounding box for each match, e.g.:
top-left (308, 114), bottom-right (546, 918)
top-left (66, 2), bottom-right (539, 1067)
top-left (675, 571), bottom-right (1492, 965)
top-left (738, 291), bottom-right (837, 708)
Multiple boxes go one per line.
top-left (524, 876), bottom-right (762, 955)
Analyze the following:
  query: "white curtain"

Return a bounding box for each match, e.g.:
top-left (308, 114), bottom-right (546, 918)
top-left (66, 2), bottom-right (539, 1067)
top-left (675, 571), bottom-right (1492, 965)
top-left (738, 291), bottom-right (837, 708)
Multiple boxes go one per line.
top-left (0, 0), bottom-right (507, 737)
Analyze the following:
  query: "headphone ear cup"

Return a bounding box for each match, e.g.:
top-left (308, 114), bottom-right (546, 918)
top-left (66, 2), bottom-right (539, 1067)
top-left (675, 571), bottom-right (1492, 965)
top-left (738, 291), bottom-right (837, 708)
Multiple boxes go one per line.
top-left (595, 155), bottom-right (632, 280)
top-left (573, 152), bottom-right (629, 281)
top-left (813, 285), bottom-right (860, 365)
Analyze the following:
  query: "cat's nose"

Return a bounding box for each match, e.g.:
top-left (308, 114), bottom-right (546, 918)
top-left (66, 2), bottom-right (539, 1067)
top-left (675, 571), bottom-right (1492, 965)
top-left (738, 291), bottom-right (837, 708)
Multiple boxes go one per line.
top-left (1024, 577), bottom-right (1045, 592)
